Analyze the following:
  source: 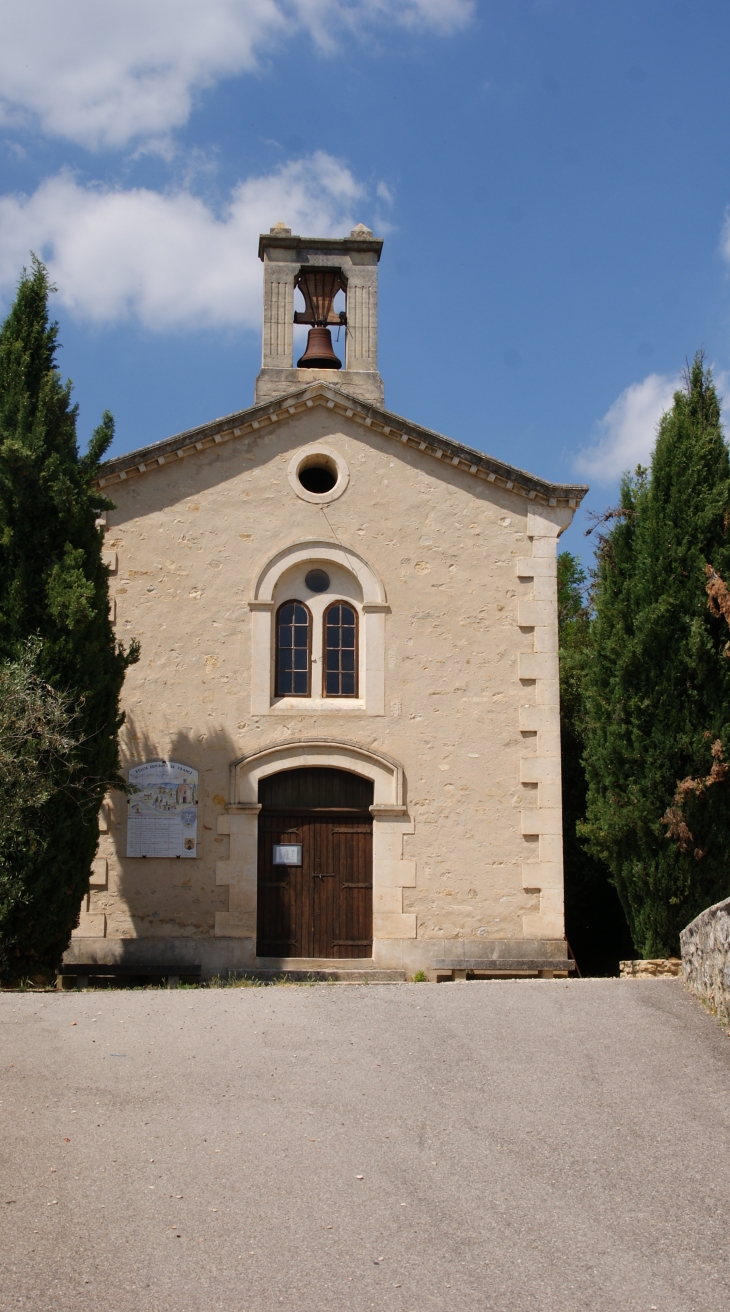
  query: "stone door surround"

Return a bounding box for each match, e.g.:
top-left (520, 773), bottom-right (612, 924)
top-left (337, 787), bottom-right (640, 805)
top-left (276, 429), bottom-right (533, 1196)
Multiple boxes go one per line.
top-left (215, 739), bottom-right (416, 948)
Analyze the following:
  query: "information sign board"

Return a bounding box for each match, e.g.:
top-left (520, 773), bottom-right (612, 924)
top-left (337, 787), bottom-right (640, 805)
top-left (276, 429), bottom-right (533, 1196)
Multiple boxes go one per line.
top-left (127, 760), bottom-right (198, 858)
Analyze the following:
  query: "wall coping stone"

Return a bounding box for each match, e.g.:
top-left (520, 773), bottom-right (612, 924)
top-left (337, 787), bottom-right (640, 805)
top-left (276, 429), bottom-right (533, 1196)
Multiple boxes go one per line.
top-left (619, 958), bottom-right (682, 977)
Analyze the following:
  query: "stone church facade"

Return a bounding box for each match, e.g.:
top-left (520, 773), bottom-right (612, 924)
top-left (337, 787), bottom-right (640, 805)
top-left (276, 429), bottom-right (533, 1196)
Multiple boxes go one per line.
top-left (65, 225), bottom-right (587, 980)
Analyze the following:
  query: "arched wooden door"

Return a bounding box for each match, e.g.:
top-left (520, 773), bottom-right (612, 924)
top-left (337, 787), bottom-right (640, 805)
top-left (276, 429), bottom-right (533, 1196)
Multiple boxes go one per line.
top-left (256, 767), bottom-right (373, 959)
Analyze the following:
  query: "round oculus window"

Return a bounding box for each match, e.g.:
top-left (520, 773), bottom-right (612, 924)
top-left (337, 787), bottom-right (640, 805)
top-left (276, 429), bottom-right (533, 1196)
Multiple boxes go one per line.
top-left (297, 463), bottom-right (337, 494)
top-left (305, 569), bottom-right (330, 593)
top-left (288, 444), bottom-right (349, 504)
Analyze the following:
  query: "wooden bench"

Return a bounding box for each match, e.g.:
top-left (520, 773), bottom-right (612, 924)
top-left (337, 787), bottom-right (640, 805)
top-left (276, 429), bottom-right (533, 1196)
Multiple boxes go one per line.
top-left (427, 958), bottom-right (576, 981)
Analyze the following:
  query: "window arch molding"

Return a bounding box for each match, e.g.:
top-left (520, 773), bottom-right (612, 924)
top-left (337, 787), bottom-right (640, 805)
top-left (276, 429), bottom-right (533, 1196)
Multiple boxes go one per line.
top-left (251, 539), bottom-right (387, 607)
top-left (248, 540), bottom-right (388, 716)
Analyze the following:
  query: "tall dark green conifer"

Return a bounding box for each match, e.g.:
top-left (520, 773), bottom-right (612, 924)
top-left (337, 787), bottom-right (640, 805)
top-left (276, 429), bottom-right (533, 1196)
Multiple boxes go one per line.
top-left (558, 552), bottom-right (633, 974)
top-left (0, 259), bottom-right (138, 981)
top-left (581, 355), bottom-right (730, 957)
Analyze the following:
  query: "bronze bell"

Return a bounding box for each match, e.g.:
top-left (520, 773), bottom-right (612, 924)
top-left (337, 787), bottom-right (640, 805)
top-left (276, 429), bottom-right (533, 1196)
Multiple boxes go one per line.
top-left (297, 326), bottom-right (342, 370)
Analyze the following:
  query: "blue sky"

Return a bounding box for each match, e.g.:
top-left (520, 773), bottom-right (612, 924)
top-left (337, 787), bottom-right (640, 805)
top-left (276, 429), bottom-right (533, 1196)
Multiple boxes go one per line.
top-left (2, 0), bottom-right (730, 559)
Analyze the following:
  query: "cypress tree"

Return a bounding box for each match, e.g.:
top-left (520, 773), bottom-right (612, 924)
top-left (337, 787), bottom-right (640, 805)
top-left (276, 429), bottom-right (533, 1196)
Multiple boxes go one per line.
top-left (558, 552), bottom-right (633, 974)
top-left (581, 354), bottom-right (730, 957)
top-left (0, 259), bottom-right (138, 982)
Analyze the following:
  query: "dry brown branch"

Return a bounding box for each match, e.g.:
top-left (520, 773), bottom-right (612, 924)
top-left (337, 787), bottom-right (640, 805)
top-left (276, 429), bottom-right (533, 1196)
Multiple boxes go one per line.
top-left (705, 563), bottom-right (730, 655)
top-left (583, 505), bottom-right (634, 538)
top-left (705, 562), bottom-right (730, 623)
top-left (662, 739), bottom-right (729, 857)
top-left (661, 806), bottom-right (695, 853)
top-left (663, 563), bottom-right (730, 849)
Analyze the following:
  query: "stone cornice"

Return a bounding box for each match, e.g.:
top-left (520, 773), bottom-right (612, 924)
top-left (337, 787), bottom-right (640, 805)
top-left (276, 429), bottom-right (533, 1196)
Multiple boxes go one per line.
top-left (258, 233), bottom-right (383, 260)
top-left (94, 381), bottom-right (588, 509)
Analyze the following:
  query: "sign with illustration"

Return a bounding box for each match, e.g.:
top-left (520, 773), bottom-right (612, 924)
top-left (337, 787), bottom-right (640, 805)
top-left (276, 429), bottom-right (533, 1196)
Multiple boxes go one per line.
top-left (126, 760), bottom-right (198, 858)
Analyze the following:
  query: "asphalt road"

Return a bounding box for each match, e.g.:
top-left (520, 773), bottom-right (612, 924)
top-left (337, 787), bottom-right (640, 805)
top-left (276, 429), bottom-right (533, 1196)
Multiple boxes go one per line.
top-left (1, 978), bottom-right (729, 1312)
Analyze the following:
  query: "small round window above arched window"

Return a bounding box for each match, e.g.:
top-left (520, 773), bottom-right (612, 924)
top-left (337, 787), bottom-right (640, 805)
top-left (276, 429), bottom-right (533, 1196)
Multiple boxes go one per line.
top-left (276, 600), bottom-right (311, 697)
top-left (324, 602), bottom-right (358, 697)
top-left (305, 568), bottom-right (330, 593)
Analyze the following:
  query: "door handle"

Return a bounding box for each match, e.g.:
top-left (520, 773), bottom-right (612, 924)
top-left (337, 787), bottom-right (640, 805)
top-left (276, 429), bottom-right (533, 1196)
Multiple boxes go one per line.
top-left (313, 873), bottom-right (335, 879)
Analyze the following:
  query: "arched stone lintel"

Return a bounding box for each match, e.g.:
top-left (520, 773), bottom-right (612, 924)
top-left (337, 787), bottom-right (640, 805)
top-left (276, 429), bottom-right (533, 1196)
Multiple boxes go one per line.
top-left (230, 737), bottom-right (403, 809)
top-left (250, 539), bottom-right (387, 606)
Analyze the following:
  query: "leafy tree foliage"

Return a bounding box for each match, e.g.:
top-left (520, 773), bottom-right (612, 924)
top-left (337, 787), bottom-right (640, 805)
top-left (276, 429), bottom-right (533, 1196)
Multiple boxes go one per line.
top-left (558, 552), bottom-right (633, 974)
top-left (580, 355), bottom-right (730, 957)
top-left (0, 259), bottom-right (138, 981)
top-left (0, 640), bottom-right (81, 940)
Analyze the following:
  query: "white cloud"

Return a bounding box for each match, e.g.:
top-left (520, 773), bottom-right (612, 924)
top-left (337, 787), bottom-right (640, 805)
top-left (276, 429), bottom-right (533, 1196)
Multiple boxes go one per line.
top-left (0, 0), bottom-right (474, 150)
top-left (574, 373), bottom-right (680, 483)
top-left (0, 154), bottom-right (365, 330)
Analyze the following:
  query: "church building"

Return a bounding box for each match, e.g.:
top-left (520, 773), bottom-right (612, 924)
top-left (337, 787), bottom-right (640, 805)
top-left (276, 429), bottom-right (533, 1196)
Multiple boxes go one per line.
top-left (65, 224), bottom-right (588, 981)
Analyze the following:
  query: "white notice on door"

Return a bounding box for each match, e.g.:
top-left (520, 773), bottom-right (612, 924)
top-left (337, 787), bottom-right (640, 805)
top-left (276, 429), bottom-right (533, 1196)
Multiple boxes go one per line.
top-left (127, 760), bottom-right (198, 858)
top-left (273, 844), bottom-right (302, 866)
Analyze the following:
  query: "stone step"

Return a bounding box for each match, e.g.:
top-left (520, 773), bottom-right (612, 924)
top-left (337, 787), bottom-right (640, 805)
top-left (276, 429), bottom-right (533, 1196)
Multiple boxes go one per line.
top-left (249, 960), bottom-right (406, 983)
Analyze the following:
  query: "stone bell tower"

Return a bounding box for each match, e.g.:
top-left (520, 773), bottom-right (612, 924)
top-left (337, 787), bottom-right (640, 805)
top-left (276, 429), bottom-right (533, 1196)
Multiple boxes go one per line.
top-left (254, 223), bottom-right (384, 407)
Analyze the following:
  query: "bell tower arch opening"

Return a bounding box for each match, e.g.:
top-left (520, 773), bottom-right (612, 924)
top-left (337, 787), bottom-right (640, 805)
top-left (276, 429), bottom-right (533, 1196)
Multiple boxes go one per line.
top-left (294, 267), bottom-right (347, 370)
top-left (255, 223), bottom-right (384, 406)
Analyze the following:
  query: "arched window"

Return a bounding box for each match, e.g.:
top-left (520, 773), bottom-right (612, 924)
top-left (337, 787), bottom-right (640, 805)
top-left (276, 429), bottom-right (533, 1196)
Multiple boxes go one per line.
top-left (275, 601), bottom-right (311, 697)
top-left (324, 602), bottom-right (358, 697)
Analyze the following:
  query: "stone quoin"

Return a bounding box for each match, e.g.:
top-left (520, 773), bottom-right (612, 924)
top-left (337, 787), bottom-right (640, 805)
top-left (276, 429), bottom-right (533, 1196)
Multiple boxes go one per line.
top-left (66, 224), bottom-right (588, 981)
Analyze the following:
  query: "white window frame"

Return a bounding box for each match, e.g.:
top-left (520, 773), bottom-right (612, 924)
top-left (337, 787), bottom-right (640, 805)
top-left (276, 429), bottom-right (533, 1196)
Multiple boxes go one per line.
top-left (248, 540), bottom-right (388, 716)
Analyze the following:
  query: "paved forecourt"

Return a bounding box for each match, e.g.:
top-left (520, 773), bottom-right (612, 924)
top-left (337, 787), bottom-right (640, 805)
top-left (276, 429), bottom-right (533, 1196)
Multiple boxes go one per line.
top-left (1, 978), bottom-right (728, 1312)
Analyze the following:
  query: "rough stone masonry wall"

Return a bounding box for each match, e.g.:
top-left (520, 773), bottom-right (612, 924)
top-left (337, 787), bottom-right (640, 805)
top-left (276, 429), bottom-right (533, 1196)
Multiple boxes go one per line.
top-left (681, 897), bottom-right (730, 1025)
top-left (619, 958), bottom-right (682, 978)
top-left (74, 404), bottom-right (575, 970)
top-left (71, 396), bottom-right (585, 976)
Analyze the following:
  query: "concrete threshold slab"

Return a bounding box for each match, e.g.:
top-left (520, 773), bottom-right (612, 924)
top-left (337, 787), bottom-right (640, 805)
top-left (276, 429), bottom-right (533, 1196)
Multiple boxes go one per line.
top-left (250, 959), bottom-right (406, 983)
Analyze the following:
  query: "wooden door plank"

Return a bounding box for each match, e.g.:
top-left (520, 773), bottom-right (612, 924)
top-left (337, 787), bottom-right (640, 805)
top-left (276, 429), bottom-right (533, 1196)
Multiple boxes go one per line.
top-left (257, 810), bottom-right (372, 960)
top-left (331, 815), bottom-right (372, 959)
top-left (257, 811), bottom-right (310, 957)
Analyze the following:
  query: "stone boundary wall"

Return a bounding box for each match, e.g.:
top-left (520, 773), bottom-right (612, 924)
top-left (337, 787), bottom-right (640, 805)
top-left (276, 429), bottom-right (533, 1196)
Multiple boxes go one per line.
top-left (681, 897), bottom-right (730, 1025)
top-left (619, 958), bottom-right (682, 978)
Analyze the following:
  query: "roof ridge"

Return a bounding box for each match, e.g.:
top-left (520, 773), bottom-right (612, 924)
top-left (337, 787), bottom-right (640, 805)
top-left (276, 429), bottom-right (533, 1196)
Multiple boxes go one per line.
top-left (95, 382), bottom-right (588, 509)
